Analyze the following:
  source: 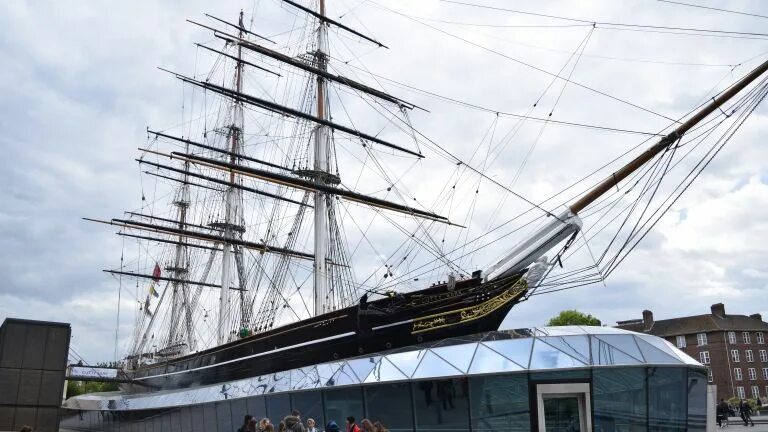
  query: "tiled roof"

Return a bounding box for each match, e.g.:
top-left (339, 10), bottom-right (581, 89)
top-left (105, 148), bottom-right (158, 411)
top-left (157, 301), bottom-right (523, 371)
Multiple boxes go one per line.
top-left (617, 313), bottom-right (768, 336)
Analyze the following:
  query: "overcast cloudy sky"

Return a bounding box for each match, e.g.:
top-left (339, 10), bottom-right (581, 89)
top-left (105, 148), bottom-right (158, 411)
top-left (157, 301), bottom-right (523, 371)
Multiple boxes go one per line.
top-left (1, 0), bottom-right (767, 364)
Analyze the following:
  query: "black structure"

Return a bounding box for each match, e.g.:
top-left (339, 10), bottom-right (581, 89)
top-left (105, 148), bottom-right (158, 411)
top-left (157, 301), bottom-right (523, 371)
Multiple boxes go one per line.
top-left (126, 274), bottom-right (527, 392)
top-left (0, 318), bottom-right (71, 432)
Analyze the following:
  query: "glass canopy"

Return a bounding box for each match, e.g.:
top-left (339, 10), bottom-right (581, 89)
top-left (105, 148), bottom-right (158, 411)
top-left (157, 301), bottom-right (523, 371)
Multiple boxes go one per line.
top-left (65, 326), bottom-right (701, 412)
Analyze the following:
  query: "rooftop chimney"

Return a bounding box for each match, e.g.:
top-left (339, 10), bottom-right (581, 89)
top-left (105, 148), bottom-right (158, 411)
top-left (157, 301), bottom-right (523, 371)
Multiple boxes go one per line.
top-left (750, 313), bottom-right (762, 322)
top-left (711, 303), bottom-right (726, 318)
top-left (642, 309), bottom-right (654, 330)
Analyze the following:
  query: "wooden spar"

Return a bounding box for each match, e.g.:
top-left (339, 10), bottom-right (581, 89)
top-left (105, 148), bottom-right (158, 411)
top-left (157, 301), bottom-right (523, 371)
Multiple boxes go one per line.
top-left (104, 270), bottom-right (244, 291)
top-left (195, 43), bottom-right (280, 77)
top-left (569, 58), bottom-right (768, 215)
top-left (84, 217), bottom-right (315, 260)
top-left (166, 70), bottom-right (424, 158)
top-left (203, 13), bottom-right (276, 44)
top-left (213, 33), bottom-right (419, 109)
top-left (147, 129), bottom-right (293, 172)
top-left (279, 0), bottom-right (388, 48)
top-left (118, 232), bottom-right (223, 252)
top-left (144, 170), bottom-right (225, 193)
top-left (148, 149), bottom-right (455, 224)
top-left (138, 158), bottom-right (311, 207)
top-left (125, 211), bottom-right (224, 232)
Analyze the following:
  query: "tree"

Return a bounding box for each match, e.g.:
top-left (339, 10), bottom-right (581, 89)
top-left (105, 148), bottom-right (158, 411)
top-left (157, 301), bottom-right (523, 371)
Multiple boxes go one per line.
top-left (547, 310), bottom-right (601, 326)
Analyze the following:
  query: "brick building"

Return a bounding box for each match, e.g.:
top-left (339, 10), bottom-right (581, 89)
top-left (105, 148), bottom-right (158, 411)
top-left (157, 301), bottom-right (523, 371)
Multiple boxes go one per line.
top-left (617, 303), bottom-right (768, 401)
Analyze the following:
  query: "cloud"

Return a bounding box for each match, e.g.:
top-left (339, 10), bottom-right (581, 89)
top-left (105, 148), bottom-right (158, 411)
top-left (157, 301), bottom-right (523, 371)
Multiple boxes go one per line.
top-left (1, 0), bottom-right (767, 364)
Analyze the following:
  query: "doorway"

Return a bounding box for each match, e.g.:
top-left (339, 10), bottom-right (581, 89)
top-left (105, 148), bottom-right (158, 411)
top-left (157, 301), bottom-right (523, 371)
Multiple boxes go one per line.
top-left (536, 383), bottom-right (591, 432)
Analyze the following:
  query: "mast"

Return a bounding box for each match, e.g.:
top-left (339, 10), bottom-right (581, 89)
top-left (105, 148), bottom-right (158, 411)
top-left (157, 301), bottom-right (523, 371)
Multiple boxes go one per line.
top-left (219, 11), bottom-right (246, 345)
top-left (485, 58), bottom-right (768, 281)
top-left (313, 0), bottom-right (330, 316)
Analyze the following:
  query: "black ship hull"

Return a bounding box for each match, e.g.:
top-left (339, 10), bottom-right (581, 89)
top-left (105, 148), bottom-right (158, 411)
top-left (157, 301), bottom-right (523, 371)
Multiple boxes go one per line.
top-left (125, 274), bottom-right (527, 391)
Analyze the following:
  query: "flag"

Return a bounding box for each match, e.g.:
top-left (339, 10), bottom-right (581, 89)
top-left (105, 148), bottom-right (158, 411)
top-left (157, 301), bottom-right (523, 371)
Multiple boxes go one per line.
top-left (149, 282), bottom-right (159, 298)
top-left (152, 263), bottom-right (162, 281)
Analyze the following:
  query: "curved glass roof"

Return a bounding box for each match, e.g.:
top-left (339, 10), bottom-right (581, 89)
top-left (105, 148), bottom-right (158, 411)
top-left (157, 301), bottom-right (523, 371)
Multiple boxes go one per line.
top-left (65, 326), bottom-right (702, 411)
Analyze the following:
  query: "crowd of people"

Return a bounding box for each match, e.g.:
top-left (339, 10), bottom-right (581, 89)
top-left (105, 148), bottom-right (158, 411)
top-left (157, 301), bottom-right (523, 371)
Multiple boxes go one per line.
top-left (715, 398), bottom-right (761, 427)
top-left (236, 409), bottom-right (389, 432)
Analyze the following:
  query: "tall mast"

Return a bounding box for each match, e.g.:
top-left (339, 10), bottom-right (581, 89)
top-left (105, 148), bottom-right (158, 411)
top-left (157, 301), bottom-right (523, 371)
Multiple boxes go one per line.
top-left (219, 10), bottom-right (246, 345)
top-left (313, 0), bottom-right (330, 316)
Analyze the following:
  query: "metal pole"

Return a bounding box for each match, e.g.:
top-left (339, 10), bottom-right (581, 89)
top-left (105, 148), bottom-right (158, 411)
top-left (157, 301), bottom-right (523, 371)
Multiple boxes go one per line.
top-left (313, 0), bottom-right (330, 316)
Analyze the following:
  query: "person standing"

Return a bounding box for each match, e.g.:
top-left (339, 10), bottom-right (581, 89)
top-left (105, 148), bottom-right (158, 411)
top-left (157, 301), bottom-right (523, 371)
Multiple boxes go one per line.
top-left (325, 421), bottom-right (340, 432)
top-left (372, 421), bottom-right (389, 432)
top-left (306, 418), bottom-right (318, 432)
top-left (360, 419), bottom-right (375, 432)
top-left (741, 399), bottom-right (754, 427)
top-left (239, 415), bottom-right (254, 432)
top-left (346, 416), bottom-right (361, 432)
top-left (284, 409), bottom-right (306, 432)
top-left (716, 399), bottom-right (729, 427)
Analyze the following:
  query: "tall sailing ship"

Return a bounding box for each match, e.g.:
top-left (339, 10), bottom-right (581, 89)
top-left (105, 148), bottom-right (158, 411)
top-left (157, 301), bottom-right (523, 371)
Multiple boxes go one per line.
top-left (86, 0), bottom-right (768, 392)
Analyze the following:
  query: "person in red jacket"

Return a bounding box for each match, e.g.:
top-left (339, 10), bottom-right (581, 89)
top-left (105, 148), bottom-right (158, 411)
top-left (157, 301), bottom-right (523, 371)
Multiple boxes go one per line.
top-left (346, 416), bottom-right (361, 432)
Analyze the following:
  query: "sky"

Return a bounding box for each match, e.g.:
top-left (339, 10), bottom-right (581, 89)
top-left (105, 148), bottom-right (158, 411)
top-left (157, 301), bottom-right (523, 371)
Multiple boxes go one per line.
top-left (1, 0), bottom-right (767, 364)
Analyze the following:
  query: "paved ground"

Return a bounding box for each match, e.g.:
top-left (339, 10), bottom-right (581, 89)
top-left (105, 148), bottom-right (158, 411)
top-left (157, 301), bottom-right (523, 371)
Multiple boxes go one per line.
top-left (721, 417), bottom-right (768, 431)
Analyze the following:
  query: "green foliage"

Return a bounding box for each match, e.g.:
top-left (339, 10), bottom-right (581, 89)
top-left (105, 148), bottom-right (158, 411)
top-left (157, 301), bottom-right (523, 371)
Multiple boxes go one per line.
top-left (547, 310), bottom-right (601, 326)
top-left (66, 380), bottom-right (119, 399)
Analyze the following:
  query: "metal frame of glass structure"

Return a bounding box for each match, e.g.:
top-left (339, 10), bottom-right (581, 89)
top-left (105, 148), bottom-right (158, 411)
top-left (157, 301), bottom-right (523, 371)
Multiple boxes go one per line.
top-left (62, 326), bottom-right (708, 432)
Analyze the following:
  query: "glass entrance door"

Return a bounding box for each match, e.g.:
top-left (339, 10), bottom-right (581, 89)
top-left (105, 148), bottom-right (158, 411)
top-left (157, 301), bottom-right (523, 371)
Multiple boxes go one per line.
top-left (536, 383), bottom-right (591, 432)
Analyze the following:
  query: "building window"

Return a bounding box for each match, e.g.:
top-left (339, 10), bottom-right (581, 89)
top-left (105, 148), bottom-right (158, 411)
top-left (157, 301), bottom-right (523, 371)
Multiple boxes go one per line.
top-left (760, 350), bottom-right (767, 363)
top-left (729, 331), bottom-right (737, 344)
top-left (752, 386), bottom-right (760, 399)
top-left (746, 350), bottom-right (754, 362)
top-left (708, 368), bottom-right (714, 383)
top-left (763, 368), bottom-right (768, 380)
top-left (737, 386), bottom-right (746, 399)
top-left (743, 332), bottom-right (751, 344)
top-left (699, 351), bottom-right (710, 364)
top-left (735, 368), bottom-right (743, 381)
top-left (749, 368), bottom-right (757, 380)
top-left (732, 350), bottom-right (740, 362)
top-left (676, 335), bottom-right (686, 348)
top-left (758, 332), bottom-right (765, 344)
top-left (697, 333), bottom-right (707, 346)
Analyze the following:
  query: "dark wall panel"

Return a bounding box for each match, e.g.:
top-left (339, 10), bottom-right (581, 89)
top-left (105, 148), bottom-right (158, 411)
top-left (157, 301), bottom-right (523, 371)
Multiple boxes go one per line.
top-left (0, 323), bottom-right (25, 368)
top-left (0, 369), bottom-right (20, 404)
top-left (16, 369), bottom-right (42, 405)
top-left (216, 400), bottom-right (233, 432)
top-left (36, 407), bottom-right (59, 432)
top-left (203, 403), bottom-right (218, 431)
top-left (43, 326), bottom-right (70, 370)
top-left (21, 325), bottom-right (47, 370)
top-left (39, 370), bottom-right (64, 406)
top-left (13, 406), bottom-right (37, 431)
top-left (0, 406), bottom-right (15, 431)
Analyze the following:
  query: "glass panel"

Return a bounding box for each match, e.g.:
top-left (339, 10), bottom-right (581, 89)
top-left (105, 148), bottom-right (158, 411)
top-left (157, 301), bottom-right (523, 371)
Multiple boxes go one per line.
top-left (364, 382), bottom-right (415, 432)
top-left (431, 343), bottom-right (477, 373)
top-left (190, 405), bottom-right (205, 432)
top-left (594, 335), bottom-right (644, 361)
top-left (543, 397), bottom-right (581, 432)
top-left (364, 357), bottom-right (408, 383)
top-left (636, 338), bottom-right (682, 365)
top-left (346, 356), bottom-right (380, 382)
top-left (636, 335), bottom-right (687, 362)
top-left (331, 363), bottom-right (360, 386)
top-left (648, 367), bottom-right (687, 432)
top-left (481, 339), bottom-right (533, 369)
top-left (315, 362), bottom-right (344, 386)
top-left (216, 400), bottom-right (233, 432)
top-left (179, 406), bottom-right (193, 432)
top-left (593, 367), bottom-right (647, 432)
top-left (536, 326), bottom-right (587, 336)
top-left (591, 338), bottom-right (644, 366)
top-left (470, 374), bottom-right (529, 432)
top-left (469, 343), bottom-right (525, 374)
top-left (687, 369), bottom-right (707, 432)
top-left (230, 398), bottom-right (249, 431)
top-left (266, 393), bottom-right (291, 420)
top-left (539, 336), bottom-right (591, 364)
top-left (530, 369), bottom-right (591, 381)
top-left (323, 387), bottom-right (364, 429)
top-left (412, 350), bottom-right (464, 379)
top-left (530, 339), bottom-right (586, 369)
top-left (203, 403), bottom-right (217, 431)
top-left (385, 349), bottom-right (427, 378)
top-left (246, 396), bottom-right (267, 419)
top-left (291, 390), bottom-right (324, 430)
top-left (412, 378), bottom-right (470, 431)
